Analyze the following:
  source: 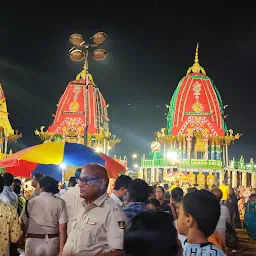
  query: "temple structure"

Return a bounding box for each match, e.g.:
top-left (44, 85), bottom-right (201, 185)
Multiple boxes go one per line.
top-left (35, 65), bottom-right (120, 154)
top-left (138, 44), bottom-right (255, 188)
top-left (0, 84), bottom-right (22, 160)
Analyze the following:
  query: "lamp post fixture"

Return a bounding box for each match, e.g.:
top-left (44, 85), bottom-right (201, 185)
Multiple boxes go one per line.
top-left (69, 32), bottom-right (108, 146)
top-left (132, 153), bottom-right (137, 165)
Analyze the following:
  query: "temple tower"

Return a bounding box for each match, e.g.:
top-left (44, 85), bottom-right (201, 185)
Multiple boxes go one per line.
top-left (35, 67), bottom-right (120, 153)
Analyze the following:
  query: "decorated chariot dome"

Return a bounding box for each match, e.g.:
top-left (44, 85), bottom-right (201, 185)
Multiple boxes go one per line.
top-left (166, 43), bottom-right (227, 138)
top-left (47, 67), bottom-right (109, 139)
top-left (35, 65), bottom-right (121, 151)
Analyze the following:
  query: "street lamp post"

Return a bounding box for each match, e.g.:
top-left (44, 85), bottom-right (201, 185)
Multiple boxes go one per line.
top-left (69, 32), bottom-right (108, 146)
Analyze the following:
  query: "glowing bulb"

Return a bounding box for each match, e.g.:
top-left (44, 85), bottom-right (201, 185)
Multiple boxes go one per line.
top-left (166, 151), bottom-right (178, 160)
top-left (60, 163), bottom-right (66, 169)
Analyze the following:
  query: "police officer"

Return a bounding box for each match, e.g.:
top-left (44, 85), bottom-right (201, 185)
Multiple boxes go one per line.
top-left (20, 176), bottom-right (68, 256)
top-left (62, 164), bottom-right (128, 256)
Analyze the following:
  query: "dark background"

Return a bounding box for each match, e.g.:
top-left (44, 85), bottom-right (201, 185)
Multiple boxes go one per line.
top-left (0, 3), bottom-right (255, 168)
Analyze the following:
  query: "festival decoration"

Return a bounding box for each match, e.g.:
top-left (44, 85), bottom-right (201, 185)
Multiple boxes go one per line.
top-left (0, 84), bottom-right (22, 160)
top-left (207, 173), bottom-right (215, 187)
top-left (197, 172), bottom-right (205, 185)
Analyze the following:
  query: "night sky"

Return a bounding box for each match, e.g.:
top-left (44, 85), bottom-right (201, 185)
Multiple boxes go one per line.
top-left (0, 3), bottom-right (255, 167)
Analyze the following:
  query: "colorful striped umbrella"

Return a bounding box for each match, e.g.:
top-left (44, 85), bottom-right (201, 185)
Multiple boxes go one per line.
top-left (0, 142), bottom-right (126, 180)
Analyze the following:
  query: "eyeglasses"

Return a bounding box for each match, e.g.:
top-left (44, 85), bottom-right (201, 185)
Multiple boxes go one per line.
top-left (79, 176), bottom-right (99, 185)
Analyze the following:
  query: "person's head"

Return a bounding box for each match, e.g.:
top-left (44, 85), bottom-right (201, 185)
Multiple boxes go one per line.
top-left (155, 186), bottom-right (165, 201)
top-left (124, 211), bottom-right (178, 256)
top-left (75, 168), bottom-right (82, 181)
top-left (39, 176), bottom-right (59, 194)
top-left (211, 187), bottom-right (223, 202)
top-left (163, 183), bottom-right (169, 190)
top-left (68, 177), bottom-right (77, 187)
top-left (0, 174), bottom-right (4, 193)
top-left (176, 180), bottom-right (180, 187)
top-left (13, 178), bottom-right (21, 187)
top-left (177, 190), bottom-right (220, 238)
top-left (13, 185), bottom-right (21, 195)
top-left (12, 178), bottom-right (22, 191)
top-left (187, 187), bottom-right (198, 193)
top-left (3, 172), bottom-right (14, 186)
top-left (249, 193), bottom-right (256, 202)
top-left (32, 173), bottom-right (44, 188)
top-left (113, 175), bottom-right (132, 199)
top-left (171, 187), bottom-right (184, 203)
top-left (147, 198), bottom-right (160, 210)
top-left (79, 164), bottom-right (109, 201)
top-left (128, 179), bottom-right (149, 203)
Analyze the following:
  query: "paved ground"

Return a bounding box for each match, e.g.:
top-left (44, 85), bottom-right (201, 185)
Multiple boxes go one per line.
top-left (226, 229), bottom-right (256, 255)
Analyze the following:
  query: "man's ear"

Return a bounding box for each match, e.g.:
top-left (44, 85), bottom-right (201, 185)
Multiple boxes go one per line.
top-left (99, 178), bottom-right (107, 190)
top-left (185, 214), bottom-right (194, 228)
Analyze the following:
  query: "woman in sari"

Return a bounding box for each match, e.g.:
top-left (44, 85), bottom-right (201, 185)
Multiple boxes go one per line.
top-left (244, 194), bottom-right (256, 240)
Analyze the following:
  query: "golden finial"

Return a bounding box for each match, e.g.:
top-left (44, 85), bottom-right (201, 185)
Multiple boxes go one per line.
top-left (186, 43), bottom-right (206, 76)
top-left (75, 62), bottom-right (95, 85)
top-left (194, 42), bottom-right (199, 63)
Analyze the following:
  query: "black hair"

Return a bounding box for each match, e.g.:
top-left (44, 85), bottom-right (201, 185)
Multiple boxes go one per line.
top-left (13, 178), bottom-right (22, 186)
top-left (75, 168), bottom-right (82, 180)
top-left (211, 187), bottom-right (223, 202)
top-left (183, 190), bottom-right (220, 237)
top-left (33, 173), bottom-right (44, 182)
top-left (0, 175), bottom-right (4, 193)
top-left (124, 211), bottom-right (178, 256)
top-left (128, 179), bottom-right (149, 203)
top-left (3, 172), bottom-right (14, 186)
top-left (114, 175), bottom-right (132, 190)
top-left (68, 177), bottom-right (77, 187)
top-left (147, 198), bottom-right (160, 208)
top-left (13, 185), bottom-right (21, 195)
top-left (163, 184), bottom-right (169, 189)
top-left (187, 187), bottom-right (198, 193)
top-left (156, 186), bottom-right (165, 193)
top-left (171, 187), bottom-right (184, 202)
top-left (249, 193), bottom-right (256, 199)
top-left (39, 176), bottom-right (59, 194)
top-left (148, 186), bottom-right (154, 195)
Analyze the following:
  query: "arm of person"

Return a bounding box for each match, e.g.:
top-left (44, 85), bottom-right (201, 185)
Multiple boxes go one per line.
top-left (226, 206), bottom-right (231, 224)
top-left (10, 208), bottom-right (22, 243)
top-left (19, 200), bottom-right (29, 234)
top-left (58, 199), bottom-right (68, 255)
top-left (58, 223), bottom-right (67, 256)
top-left (106, 207), bottom-right (128, 251)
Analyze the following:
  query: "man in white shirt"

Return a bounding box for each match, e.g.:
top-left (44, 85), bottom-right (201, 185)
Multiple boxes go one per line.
top-left (61, 168), bottom-right (82, 234)
top-left (110, 175), bottom-right (132, 207)
top-left (211, 187), bottom-right (231, 244)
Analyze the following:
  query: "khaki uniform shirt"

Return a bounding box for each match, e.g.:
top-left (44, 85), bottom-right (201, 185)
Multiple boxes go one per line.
top-left (62, 192), bottom-right (128, 256)
top-left (61, 184), bottom-right (83, 234)
top-left (21, 192), bottom-right (68, 234)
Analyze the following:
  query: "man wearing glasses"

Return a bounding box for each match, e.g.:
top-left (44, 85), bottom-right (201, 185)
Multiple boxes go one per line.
top-left (62, 164), bottom-right (128, 256)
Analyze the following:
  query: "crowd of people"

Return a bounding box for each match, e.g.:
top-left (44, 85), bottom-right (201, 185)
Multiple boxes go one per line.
top-left (0, 166), bottom-right (256, 256)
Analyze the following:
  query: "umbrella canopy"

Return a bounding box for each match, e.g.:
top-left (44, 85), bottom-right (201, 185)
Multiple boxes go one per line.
top-left (0, 142), bottom-right (126, 179)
